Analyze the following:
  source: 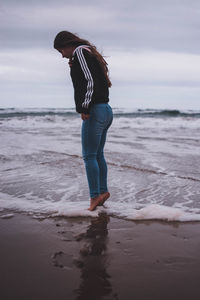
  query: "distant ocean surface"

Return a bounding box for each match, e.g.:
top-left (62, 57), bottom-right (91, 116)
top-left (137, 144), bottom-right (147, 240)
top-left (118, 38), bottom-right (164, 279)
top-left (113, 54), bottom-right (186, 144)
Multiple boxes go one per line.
top-left (1, 107), bottom-right (200, 221)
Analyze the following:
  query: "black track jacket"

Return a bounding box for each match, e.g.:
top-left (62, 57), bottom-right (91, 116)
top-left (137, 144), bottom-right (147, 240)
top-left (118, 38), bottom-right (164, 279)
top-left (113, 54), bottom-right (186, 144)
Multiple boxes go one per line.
top-left (70, 45), bottom-right (109, 114)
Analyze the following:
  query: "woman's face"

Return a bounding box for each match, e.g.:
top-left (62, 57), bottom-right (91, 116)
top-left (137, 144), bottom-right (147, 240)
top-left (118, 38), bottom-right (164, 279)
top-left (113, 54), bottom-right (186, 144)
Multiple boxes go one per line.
top-left (58, 46), bottom-right (74, 59)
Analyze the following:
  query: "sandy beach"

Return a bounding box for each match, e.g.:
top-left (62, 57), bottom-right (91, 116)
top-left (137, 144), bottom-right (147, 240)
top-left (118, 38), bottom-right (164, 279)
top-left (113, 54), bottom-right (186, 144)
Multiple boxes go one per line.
top-left (1, 210), bottom-right (200, 300)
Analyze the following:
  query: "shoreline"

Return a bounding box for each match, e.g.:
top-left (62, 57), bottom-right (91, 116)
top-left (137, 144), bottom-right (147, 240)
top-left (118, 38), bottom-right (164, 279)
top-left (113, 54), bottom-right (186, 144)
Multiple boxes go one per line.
top-left (1, 210), bottom-right (200, 300)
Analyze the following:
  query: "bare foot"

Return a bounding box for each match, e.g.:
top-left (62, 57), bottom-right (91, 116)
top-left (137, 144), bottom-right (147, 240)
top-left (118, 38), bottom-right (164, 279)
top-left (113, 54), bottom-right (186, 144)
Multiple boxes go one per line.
top-left (98, 192), bottom-right (110, 206)
top-left (88, 196), bottom-right (102, 211)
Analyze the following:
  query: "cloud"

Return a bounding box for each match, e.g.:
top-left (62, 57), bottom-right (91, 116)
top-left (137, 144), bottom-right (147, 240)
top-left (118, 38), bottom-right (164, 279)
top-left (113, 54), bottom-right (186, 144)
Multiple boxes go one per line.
top-left (1, 4), bottom-right (115, 30)
top-left (0, 48), bottom-right (67, 84)
top-left (1, 48), bottom-right (200, 87)
top-left (109, 50), bottom-right (200, 86)
top-left (1, 47), bottom-right (200, 109)
top-left (1, 0), bottom-right (200, 53)
top-left (1, 0), bottom-right (200, 108)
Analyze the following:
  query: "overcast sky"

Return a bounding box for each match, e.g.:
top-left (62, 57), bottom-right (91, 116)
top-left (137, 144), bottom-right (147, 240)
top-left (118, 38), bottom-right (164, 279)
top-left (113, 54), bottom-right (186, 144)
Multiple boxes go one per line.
top-left (1, 0), bottom-right (200, 109)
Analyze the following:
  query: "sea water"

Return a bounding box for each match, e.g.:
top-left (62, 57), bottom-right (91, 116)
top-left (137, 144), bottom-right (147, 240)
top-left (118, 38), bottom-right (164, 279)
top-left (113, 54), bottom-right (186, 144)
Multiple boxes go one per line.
top-left (0, 107), bottom-right (200, 221)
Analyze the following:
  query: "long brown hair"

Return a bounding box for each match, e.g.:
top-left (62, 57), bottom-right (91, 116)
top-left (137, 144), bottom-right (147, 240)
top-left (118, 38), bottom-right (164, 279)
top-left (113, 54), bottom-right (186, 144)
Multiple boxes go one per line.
top-left (54, 31), bottom-right (112, 87)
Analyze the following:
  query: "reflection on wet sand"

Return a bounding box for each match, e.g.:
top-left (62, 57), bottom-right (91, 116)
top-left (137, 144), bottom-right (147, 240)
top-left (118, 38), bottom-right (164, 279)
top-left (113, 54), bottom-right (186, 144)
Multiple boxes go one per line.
top-left (74, 213), bottom-right (116, 300)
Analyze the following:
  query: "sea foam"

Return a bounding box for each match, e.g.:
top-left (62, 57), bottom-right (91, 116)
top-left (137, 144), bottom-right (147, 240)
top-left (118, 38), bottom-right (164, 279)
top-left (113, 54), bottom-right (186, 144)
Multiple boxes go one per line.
top-left (1, 192), bottom-right (200, 222)
top-left (1, 108), bottom-right (200, 223)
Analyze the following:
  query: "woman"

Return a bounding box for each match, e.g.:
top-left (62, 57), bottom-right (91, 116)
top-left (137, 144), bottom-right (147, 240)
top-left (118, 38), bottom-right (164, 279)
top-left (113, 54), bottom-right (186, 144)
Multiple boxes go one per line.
top-left (54, 31), bottom-right (113, 211)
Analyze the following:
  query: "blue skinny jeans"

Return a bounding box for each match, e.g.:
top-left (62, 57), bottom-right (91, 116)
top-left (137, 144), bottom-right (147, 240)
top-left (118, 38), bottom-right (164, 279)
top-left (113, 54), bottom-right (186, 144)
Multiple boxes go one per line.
top-left (81, 103), bottom-right (113, 198)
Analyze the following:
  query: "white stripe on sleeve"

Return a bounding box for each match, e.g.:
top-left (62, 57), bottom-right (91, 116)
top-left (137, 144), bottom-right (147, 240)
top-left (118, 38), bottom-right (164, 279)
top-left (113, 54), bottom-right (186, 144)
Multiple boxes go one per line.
top-left (76, 47), bottom-right (94, 108)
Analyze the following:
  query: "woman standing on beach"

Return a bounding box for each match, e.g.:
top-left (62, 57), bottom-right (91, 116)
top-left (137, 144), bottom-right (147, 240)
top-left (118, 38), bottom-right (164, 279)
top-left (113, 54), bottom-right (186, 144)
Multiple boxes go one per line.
top-left (54, 31), bottom-right (113, 211)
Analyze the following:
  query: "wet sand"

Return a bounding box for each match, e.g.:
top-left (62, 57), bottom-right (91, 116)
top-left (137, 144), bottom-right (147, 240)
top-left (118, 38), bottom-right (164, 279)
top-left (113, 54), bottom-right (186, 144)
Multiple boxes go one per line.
top-left (0, 210), bottom-right (200, 300)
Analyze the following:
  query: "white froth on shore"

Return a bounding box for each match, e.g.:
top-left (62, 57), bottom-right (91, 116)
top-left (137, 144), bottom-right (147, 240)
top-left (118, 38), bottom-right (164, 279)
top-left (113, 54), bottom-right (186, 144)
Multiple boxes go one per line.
top-left (1, 192), bottom-right (200, 222)
top-left (1, 109), bottom-right (200, 223)
top-left (125, 204), bottom-right (200, 222)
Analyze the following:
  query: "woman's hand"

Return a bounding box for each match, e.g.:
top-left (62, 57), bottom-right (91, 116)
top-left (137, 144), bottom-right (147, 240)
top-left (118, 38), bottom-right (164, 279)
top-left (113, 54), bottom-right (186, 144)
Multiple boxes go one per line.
top-left (81, 113), bottom-right (90, 121)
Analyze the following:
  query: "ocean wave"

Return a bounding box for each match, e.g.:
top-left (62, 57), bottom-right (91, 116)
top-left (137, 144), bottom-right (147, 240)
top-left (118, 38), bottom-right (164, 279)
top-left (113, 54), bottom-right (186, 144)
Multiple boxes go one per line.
top-left (40, 152), bottom-right (200, 182)
top-left (1, 192), bottom-right (200, 222)
top-left (108, 162), bottom-right (200, 182)
top-left (114, 109), bottom-right (200, 118)
top-left (1, 107), bottom-right (200, 118)
top-left (0, 108), bottom-right (77, 118)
